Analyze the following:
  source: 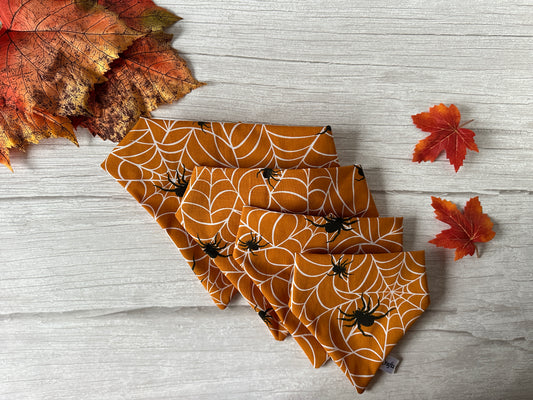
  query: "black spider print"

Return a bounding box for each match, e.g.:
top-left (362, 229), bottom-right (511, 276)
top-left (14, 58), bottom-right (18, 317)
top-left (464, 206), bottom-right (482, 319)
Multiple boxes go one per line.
top-left (189, 257), bottom-right (206, 282)
top-left (197, 233), bottom-right (231, 259)
top-left (238, 233), bottom-right (268, 255)
top-left (154, 165), bottom-right (189, 197)
top-left (338, 293), bottom-right (395, 337)
top-left (256, 168), bottom-right (281, 188)
top-left (317, 125), bottom-right (332, 135)
top-left (306, 215), bottom-right (359, 242)
top-left (254, 305), bottom-right (274, 326)
top-left (197, 121), bottom-right (210, 133)
top-left (327, 255), bottom-right (352, 279)
top-left (355, 164), bottom-right (365, 181)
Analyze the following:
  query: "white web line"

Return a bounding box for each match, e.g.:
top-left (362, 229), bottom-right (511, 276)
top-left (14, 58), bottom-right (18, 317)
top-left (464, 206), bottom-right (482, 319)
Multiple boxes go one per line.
top-left (104, 118), bottom-right (340, 307)
top-left (233, 207), bottom-right (406, 368)
top-left (291, 252), bottom-right (428, 385)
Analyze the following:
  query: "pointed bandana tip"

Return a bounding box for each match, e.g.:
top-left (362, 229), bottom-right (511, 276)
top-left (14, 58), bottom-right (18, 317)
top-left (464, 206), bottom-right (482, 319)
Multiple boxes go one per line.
top-left (412, 103), bottom-right (479, 172)
top-left (429, 196), bottom-right (495, 261)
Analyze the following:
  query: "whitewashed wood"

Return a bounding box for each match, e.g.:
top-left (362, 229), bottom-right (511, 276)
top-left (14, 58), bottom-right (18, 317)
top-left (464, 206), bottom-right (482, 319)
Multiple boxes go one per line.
top-left (0, 0), bottom-right (532, 398)
top-left (0, 309), bottom-right (531, 400)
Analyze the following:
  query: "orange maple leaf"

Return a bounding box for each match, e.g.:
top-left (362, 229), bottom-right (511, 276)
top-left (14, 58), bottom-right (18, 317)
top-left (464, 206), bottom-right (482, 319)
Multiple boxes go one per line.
top-left (0, 0), bottom-right (202, 170)
top-left (0, 104), bottom-right (77, 171)
top-left (412, 104), bottom-right (479, 172)
top-left (429, 196), bottom-right (495, 261)
top-left (99, 0), bottom-right (181, 33)
top-left (0, 0), bottom-right (139, 116)
top-left (74, 1), bottom-right (203, 141)
top-left (0, 0), bottom-right (141, 170)
top-left (80, 32), bottom-right (204, 141)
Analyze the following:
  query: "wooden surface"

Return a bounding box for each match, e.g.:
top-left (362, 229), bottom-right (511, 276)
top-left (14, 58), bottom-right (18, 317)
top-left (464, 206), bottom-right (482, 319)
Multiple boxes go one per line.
top-left (1, 1), bottom-right (532, 398)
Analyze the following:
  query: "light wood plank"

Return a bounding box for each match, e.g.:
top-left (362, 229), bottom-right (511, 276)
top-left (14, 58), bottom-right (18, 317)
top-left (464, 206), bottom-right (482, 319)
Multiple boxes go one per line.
top-left (0, 308), bottom-right (531, 400)
top-left (0, 0), bottom-right (531, 398)
top-left (1, 189), bottom-right (530, 341)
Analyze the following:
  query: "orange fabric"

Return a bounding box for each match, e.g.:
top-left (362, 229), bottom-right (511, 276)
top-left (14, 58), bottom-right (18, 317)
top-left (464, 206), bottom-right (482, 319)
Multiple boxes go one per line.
top-left (175, 165), bottom-right (378, 342)
top-left (232, 206), bottom-right (403, 368)
top-left (290, 252), bottom-right (429, 393)
top-left (102, 117), bottom-right (339, 308)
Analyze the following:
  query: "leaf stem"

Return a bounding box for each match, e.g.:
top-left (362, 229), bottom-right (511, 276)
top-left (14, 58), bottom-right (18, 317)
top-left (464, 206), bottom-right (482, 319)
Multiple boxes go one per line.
top-left (475, 245), bottom-right (480, 258)
top-left (460, 119), bottom-right (474, 128)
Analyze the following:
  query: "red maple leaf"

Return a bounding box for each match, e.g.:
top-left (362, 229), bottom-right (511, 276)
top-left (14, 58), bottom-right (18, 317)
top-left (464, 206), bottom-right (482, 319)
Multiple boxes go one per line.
top-left (412, 104), bottom-right (478, 172)
top-left (429, 196), bottom-right (495, 261)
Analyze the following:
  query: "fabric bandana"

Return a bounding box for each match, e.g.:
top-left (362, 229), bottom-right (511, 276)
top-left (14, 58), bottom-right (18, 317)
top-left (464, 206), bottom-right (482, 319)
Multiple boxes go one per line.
top-left (102, 116), bottom-right (429, 392)
top-left (175, 164), bottom-right (378, 342)
top-left (102, 117), bottom-right (339, 308)
top-left (232, 206), bottom-right (403, 367)
top-left (291, 252), bottom-right (429, 393)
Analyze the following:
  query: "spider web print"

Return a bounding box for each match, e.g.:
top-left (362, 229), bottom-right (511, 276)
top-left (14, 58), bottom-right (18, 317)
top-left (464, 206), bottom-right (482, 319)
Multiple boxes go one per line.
top-left (290, 252), bottom-right (429, 393)
top-left (175, 164), bottom-right (378, 340)
top-left (232, 206), bottom-right (403, 368)
top-left (101, 117), bottom-right (339, 308)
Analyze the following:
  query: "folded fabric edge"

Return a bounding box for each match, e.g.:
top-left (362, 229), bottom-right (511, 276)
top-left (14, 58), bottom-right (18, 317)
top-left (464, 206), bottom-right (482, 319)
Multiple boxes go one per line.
top-left (290, 250), bottom-right (429, 393)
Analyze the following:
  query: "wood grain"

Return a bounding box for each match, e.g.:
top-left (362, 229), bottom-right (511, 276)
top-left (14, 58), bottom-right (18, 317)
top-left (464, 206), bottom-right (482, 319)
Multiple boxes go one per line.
top-left (1, 0), bottom-right (531, 398)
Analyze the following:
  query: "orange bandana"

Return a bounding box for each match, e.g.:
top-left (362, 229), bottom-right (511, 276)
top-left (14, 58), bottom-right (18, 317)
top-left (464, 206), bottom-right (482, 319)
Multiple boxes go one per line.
top-left (102, 117), bottom-right (339, 308)
top-left (175, 165), bottom-right (378, 341)
top-left (233, 206), bottom-right (403, 367)
top-left (291, 252), bottom-right (429, 393)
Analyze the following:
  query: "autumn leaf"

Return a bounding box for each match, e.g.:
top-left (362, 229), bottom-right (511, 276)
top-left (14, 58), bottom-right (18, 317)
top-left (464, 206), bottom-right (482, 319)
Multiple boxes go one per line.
top-left (78, 2), bottom-right (202, 141)
top-left (412, 104), bottom-right (479, 172)
top-left (99, 0), bottom-right (181, 33)
top-left (0, 0), bottom-right (140, 116)
top-left (0, 0), bottom-right (142, 170)
top-left (0, 0), bottom-right (202, 170)
top-left (429, 196), bottom-right (495, 261)
top-left (0, 105), bottom-right (77, 171)
top-left (80, 32), bottom-right (204, 141)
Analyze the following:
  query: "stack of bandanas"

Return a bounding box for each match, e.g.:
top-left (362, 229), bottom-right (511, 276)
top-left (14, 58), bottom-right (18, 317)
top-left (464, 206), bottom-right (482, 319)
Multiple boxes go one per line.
top-left (103, 118), bottom-right (430, 394)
